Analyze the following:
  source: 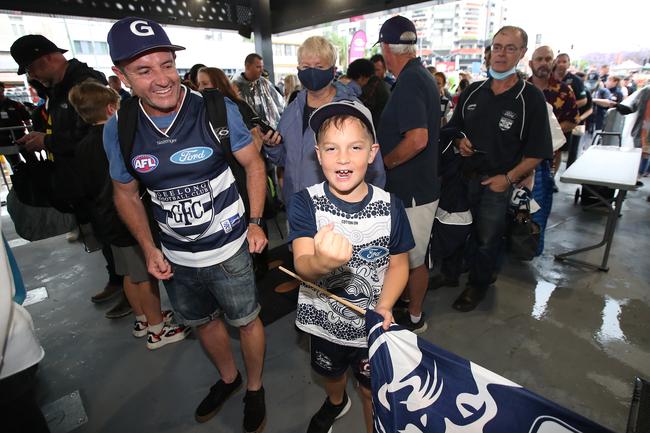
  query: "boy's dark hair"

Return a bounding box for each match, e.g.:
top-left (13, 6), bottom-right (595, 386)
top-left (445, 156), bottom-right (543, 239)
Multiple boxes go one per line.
top-left (347, 58), bottom-right (375, 80)
top-left (0, 81), bottom-right (4, 89)
top-left (68, 80), bottom-right (119, 125)
top-left (316, 115), bottom-right (374, 145)
top-left (369, 54), bottom-right (385, 66)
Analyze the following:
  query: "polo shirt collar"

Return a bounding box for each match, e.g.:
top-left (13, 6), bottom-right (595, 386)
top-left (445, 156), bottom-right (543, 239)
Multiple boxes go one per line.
top-left (395, 57), bottom-right (422, 82)
top-left (485, 76), bottom-right (525, 97)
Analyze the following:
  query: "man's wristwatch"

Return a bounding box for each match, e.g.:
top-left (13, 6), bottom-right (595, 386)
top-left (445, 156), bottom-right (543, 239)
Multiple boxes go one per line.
top-left (248, 217), bottom-right (263, 226)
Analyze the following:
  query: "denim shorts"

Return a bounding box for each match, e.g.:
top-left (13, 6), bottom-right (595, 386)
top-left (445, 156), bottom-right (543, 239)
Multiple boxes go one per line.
top-left (163, 243), bottom-right (260, 327)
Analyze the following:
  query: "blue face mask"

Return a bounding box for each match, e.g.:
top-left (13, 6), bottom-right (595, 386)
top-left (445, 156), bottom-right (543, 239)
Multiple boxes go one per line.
top-left (489, 66), bottom-right (517, 80)
top-left (298, 67), bottom-right (335, 91)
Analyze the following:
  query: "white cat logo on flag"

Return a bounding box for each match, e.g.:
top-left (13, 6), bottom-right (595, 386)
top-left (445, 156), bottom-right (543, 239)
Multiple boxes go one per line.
top-left (365, 310), bottom-right (614, 433)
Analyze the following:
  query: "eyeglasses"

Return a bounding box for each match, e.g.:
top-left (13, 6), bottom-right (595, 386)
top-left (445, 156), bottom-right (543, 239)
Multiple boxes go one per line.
top-left (491, 44), bottom-right (521, 54)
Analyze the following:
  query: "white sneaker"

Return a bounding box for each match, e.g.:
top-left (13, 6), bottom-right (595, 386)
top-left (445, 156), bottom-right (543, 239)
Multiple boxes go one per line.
top-left (146, 323), bottom-right (190, 350)
top-left (132, 310), bottom-right (174, 338)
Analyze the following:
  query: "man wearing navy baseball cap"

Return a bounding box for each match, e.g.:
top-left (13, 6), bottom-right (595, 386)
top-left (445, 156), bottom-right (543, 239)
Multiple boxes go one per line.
top-left (375, 15), bottom-right (441, 334)
top-left (103, 17), bottom-right (268, 432)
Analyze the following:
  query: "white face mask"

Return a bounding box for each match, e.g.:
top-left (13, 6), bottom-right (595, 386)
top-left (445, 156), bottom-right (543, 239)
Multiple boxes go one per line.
top-left (489, 66), bottom-right (517, 80)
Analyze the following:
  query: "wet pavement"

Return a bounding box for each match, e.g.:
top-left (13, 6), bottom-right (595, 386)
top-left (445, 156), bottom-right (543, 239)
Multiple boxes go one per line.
top-left (2, 178), bottom-right (649, 433)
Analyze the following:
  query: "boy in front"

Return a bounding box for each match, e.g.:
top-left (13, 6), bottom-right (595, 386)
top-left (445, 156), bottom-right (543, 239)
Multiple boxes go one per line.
top-left (68, 81), bottom-right (189, 349)
top-left (287, 100), bottom-right (414, 433)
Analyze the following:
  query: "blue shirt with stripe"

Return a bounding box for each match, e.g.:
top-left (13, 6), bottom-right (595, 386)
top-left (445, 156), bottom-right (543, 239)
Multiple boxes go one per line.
top-left (103, 87), bottom-right (253, 267)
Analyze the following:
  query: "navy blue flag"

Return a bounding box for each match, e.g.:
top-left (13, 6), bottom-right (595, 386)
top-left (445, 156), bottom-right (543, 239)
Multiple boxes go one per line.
top-left (366, 310), bottom-right (615, 433)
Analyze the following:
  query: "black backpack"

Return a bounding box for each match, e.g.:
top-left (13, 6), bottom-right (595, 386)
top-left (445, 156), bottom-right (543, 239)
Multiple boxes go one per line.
top-left (116, 89), bottom-right (251, 216)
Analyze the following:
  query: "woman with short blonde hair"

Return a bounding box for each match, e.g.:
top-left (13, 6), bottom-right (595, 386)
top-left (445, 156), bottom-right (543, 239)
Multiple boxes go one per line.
top-left (263, 35), bottom-right (386, 201)
top-left (297, 36), bottom-right (337, 67)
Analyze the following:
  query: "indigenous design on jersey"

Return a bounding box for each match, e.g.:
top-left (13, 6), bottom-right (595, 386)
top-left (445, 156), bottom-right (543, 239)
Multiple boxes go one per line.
top-left (130, 88), bottom-right (246, 267)
top-left (296, 182), bottom-right (392, 348)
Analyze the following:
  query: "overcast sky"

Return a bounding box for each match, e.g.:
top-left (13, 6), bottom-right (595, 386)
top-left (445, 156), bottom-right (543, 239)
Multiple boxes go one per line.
top-left (507, 0), bottom-right (647, 55)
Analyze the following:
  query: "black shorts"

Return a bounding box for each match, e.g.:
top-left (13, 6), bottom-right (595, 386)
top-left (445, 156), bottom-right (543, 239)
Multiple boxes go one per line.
top-left (310, 335), bottom-right (371, 389)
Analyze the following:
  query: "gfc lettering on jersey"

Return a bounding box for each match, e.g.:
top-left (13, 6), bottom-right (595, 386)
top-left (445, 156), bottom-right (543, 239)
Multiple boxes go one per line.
top-left (155, 181), bottom-right (214, 229)
top-left (132, 154), bottom-right (159, 173)
top-left (169, 147), bottom-right (213, 164)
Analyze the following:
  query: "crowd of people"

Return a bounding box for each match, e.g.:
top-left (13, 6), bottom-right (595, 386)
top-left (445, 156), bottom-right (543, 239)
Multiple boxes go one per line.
top-left (1, 12), bottom-right (648, 433)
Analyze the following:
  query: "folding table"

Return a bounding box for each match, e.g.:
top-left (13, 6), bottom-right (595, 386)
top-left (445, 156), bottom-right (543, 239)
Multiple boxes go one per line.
top-left (555, 146), bottom-right (642, 271)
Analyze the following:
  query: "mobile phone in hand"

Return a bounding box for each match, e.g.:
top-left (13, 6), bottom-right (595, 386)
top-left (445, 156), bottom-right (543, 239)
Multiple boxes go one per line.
top-left (252, 116), bottom-right (276, 135)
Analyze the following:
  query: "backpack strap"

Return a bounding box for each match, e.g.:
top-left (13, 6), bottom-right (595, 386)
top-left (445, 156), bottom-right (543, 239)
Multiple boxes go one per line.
top-left (116, 96), bottom-right (141, 181)
top-left (202, 89), bottom-right (250, 217)
top-left (115, 95), bottom-right (160, 245)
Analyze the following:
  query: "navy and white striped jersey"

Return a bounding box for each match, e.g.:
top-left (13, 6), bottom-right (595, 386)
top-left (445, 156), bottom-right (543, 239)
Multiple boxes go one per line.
top-left (104, 88), bottom-right (251, 267)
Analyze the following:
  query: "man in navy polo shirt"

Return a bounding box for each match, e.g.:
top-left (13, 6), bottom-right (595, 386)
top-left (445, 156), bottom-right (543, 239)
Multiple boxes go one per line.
top-left (103, 17), bottom-right (267, 432)
top-left (376, 15), bottom-right (441, 333)
top-left (446, 26), bottom-right (552, 312)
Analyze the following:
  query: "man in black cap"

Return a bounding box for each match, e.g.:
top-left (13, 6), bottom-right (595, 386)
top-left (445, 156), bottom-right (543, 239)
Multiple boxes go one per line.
top-left (103, 17), bottom-right (267, 432)
top-left (376, 15), bottom-right (441, 333)
top-left (8, 35), bottom-right (128, 313)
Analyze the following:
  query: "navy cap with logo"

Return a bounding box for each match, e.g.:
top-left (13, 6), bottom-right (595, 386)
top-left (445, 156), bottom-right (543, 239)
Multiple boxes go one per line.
top-left (375, 15), bottom-right (417, 45)
top-left (10, 35), bottom-right (68, 75)
top-left (107, 17), bottom-right (185, 64)
top-left (309, 100), bottom-right (377, 142)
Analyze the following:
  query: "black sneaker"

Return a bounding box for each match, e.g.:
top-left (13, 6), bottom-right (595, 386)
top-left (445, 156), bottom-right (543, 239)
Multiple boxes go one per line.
top-left (195, 372), bottom-right (242, 423)
top-left (307, 392), bottom-right (351, 433)
top-left (243, 387), bottom-right (266, 433)
top-left (396, 311), bottom-right (428, 334)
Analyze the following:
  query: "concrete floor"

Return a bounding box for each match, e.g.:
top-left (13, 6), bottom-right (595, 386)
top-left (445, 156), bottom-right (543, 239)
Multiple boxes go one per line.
top-left (2, 178), bottom-right (649, 433)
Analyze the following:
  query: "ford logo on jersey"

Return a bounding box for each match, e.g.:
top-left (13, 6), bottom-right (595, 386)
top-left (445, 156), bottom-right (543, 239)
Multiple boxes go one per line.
top-left (170, 147), bottom-right (213, 164)
top-left (359, 246), bottom-right (389, 262)
top-left (132, 154), bottom-right (159, 173)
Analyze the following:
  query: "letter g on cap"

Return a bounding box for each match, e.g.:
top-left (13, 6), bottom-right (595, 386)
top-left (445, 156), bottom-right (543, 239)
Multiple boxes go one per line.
top-left (130, 20), bottom-right (154, 36)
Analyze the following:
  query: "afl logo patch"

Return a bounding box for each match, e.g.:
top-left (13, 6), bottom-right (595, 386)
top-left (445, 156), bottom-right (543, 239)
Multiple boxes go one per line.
top-left (170, 147), bottom-right (213, 164)
top-left (132, 154), bottom-right (159, 173)
top-left (358, 246), bottom-right (389, 262)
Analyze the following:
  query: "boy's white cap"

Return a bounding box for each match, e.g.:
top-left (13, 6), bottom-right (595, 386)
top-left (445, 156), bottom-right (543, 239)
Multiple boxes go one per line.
top-left (309, 99), bottom-right (377, 142)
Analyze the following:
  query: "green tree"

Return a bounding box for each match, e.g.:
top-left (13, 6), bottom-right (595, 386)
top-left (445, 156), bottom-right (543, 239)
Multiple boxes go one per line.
top-left (369, 45), bottom-right (381, 58)
top-left (326, 32), bottom-right (349, 68)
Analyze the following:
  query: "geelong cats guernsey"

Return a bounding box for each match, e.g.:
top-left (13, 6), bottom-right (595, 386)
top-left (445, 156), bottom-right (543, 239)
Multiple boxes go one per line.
top-left (129, 89), bottom-right (246, 267)
top-left (295, 182), bottom-right (394, 348)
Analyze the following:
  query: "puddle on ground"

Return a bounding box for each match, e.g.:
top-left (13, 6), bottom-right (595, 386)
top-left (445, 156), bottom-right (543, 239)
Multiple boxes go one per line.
top-left (596, 296), bottom-right (628, 344)
top-left (531, 280), bottom-right (557, 320)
